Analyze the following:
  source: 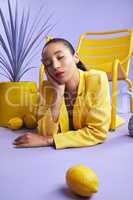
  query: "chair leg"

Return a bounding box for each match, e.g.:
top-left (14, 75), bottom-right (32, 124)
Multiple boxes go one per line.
top-left (110, 89), bottom-right (117, 131)
top-left (110, 60), bottom-right (119, 131)
top-left (130, 95), bottom-right (133, 112)
top-left (125, 78), bottom-right (133, 113)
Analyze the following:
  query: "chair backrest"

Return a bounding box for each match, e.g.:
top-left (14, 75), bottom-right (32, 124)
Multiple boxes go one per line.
top-left (76, 29), bottom-right (133, 80)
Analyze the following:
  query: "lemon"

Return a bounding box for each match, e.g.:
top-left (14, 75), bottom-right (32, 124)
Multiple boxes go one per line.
top-left (7, 117), bottom-right (23, 130)
top-left (66, 164), bottom-right (99, 197)
top-left (23, 114), bottom-right (37, 129)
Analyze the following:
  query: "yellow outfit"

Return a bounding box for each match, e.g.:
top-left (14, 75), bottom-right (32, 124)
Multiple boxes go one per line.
top-left (37, 69), bottom-right (111, 149)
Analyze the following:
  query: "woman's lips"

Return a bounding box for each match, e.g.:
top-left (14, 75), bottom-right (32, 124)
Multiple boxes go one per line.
top-left (55, 70), bottom-right (65, 77)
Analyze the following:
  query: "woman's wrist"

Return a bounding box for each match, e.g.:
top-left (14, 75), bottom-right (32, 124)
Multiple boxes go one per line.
top-left (51, 94), bottom-right (63, 122)
top-left (42, 135), bottom-right (54, 146)
top-left (48, 136), bottom-right (54, 146)
top-left (52, 89), bottom-right (64, 104)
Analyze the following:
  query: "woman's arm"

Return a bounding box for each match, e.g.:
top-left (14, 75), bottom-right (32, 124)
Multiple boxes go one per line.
top-left (13, 69), bottom-right (64, 148)
top-left (37, 68), bottom-right (65, 136)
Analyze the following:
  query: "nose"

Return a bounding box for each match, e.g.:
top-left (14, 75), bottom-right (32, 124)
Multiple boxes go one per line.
top-left (52, 59), bottom-right (60, 70)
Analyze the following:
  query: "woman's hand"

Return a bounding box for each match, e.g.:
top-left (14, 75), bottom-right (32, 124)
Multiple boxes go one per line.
top-left (46, 69), bottom-right (65, 122)
top-left (46, 69), bottom-right (65, 99)
top-left (13, 132), bottom-right (54, 148)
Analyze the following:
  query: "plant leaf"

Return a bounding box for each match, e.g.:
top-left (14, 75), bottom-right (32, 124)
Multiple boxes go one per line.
top-left (0, 65), bottom-right (12, 80)
top-left (16, 8), bottom-right (30, 75)
top-left (0, 9), bottom-right (14, 68)
top-left (0, 34), bottom-right (14, 70)
top-left (0, 0), bottom-right (55, 81)
top-left (0, 55), bottom-right (14, 77)
top-left (0, 71), bottom-right (12, 80)
top-left (16, 66), bottom-right (37, 81)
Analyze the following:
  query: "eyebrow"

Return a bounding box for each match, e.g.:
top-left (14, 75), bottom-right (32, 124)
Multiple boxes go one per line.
top-left (54, 50), bottom-right (63, 55)
top-left (43, 50), bottom-right (63, 62)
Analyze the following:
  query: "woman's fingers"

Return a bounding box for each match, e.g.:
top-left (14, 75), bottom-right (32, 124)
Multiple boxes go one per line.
top-left (13, 138), bottom-right (27, 145)
top-left (46, 69), bottom-right (59, 86)
top-left (14, 135), bottom-right (24, 142)
top-left (13, 133), bottom-right (31, 144)
top-left (14, 143), bottom-right (31, 148)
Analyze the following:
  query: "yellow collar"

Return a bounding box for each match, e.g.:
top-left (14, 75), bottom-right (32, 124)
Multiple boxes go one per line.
top-left (77, 69), bottom-right (85, 96)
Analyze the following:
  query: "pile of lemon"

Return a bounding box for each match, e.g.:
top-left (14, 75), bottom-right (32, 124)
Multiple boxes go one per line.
top-left (7, 114), bottom-right (37, 130)
top-left (66, 164), bottom-right (99, 197)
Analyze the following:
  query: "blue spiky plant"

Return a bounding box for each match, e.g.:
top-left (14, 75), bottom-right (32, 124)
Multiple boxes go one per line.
top-left (0, 0), bottom-right (54, 81)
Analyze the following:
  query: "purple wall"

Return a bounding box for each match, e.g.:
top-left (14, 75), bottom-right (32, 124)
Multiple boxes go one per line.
top-left (0, 0), bottom-right (133, 83)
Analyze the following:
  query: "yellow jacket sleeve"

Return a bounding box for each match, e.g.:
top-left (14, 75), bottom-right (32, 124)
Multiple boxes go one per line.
top-left (53, 72), bottom-right (111, 149)
top-left (37, 108), bottom-right (59, 136)
top-left (37, 81), bottom-right (60, 136)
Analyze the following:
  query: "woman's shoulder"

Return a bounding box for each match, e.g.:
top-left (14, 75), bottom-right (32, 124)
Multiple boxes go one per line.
top-left (84, 69), bottom-right (107, 78)
top-left (83, 69), bottom-right (108, 83)
top-left (83, 69), bottom-right (108, 92)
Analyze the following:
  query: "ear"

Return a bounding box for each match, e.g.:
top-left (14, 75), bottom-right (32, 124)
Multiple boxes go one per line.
top-left (74, 52), bottom-right (80, 64)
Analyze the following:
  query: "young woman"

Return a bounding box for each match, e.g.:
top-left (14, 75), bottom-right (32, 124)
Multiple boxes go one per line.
top-left (13, 38), bottom-right (111, 149)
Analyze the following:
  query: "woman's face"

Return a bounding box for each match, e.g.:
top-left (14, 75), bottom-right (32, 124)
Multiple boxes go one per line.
top-left (42, 42), bottom-right (79, 84)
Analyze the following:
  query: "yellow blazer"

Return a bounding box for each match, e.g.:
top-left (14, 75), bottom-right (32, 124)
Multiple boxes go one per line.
top-left (37, 69), bottom-right (111, 149)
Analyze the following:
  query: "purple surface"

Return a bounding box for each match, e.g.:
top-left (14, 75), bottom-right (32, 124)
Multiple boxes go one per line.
top-left (0, 113), bottom-right (133, 200)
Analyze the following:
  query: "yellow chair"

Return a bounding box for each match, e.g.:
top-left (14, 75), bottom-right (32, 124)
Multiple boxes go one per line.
top-left (76, 29), bottom-right (133, 131)
top-left (39, 36), bottom-right (53, 97)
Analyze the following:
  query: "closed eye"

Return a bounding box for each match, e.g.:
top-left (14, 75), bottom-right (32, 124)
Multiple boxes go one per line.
top-left (57, 56), bottom-right (64, 60)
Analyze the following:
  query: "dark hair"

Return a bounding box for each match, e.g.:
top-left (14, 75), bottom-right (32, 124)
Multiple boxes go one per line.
top-left (42, 38), bottom-right (86, 71)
